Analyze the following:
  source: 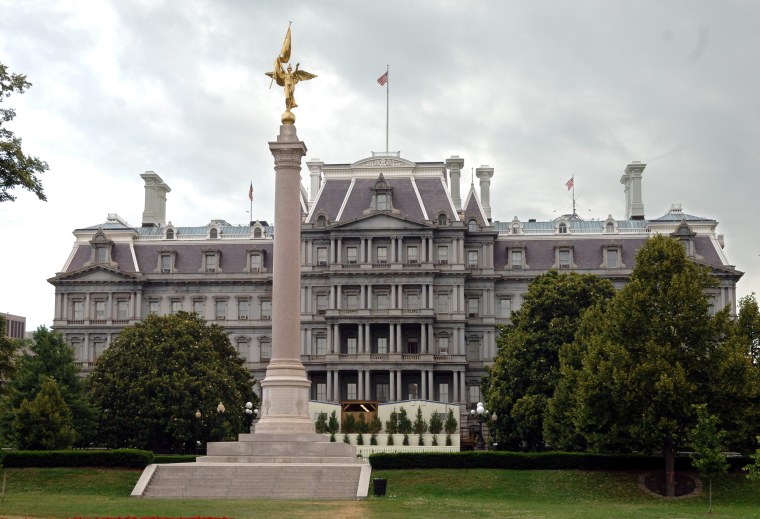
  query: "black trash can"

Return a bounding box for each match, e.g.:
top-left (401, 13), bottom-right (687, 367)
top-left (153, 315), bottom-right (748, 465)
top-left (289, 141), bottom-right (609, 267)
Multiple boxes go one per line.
top-left (373, 477), bottom-right (387, 496)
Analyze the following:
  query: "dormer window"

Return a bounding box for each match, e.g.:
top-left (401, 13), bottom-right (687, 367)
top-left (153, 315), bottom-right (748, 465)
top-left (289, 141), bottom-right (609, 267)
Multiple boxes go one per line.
top-left (96, 247), bottom-right (108, 264)
top-left (468, 219), bottom-right (478, 232)
top-left (438, 213), bottom-right (447, 226)
top-left (209, 228), bottom-right (218, 239)
top-left (367, 173), bottom-right (398, 214)
top-left (558, 223), bottom-right (568, 234)
top-left (201, 250), bottom-right (221, 273)
top-left (316, 215), bottom-right (327, 228)
top-left (253, 227), bottom-right (262, 238)
top-left (377, 193), bottom-right (388, 211)
top-left (166, 228), bottom-right (175, 239)
top-left (605, 223), bottom-right (614, 233)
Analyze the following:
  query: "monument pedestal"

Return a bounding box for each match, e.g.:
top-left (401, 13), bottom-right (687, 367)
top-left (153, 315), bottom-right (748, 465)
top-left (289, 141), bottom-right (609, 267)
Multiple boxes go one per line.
top-left (131, 122), bottom-right (371, 499)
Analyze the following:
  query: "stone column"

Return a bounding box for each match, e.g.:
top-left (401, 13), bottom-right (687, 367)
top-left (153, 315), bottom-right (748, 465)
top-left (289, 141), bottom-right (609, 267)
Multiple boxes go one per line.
top-left (390, 370), bottom-right (396, 401)
top-left (256, 124), bottom-right (312, 434)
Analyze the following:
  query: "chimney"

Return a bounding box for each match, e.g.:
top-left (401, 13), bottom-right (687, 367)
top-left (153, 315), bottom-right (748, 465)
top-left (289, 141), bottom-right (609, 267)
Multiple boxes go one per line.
top-left (476, 165), bottom-right (494, 221)
top-left (306, 158), bottom-right (324, 205)
top-left (620, 161), bottom-right (646, 220)
top-left (141, 171), bottom-right (171, 227)
top-left (445, 155), bottom-right (464, 211)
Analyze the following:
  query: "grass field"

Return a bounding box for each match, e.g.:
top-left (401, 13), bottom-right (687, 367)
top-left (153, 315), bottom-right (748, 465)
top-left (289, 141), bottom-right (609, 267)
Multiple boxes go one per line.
top-left (0, 467), bottom-right (759, 518)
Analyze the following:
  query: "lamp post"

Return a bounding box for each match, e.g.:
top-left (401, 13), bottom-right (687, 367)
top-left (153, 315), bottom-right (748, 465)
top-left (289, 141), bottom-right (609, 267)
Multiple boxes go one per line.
top-left (194, 409), bottom-right (202, 453)
top-left (216, 402), bottom-right (225, 441)
top-left (244, 401), bottom-right (260, 432)
top-left (470, 402), bottom-right (497, 450)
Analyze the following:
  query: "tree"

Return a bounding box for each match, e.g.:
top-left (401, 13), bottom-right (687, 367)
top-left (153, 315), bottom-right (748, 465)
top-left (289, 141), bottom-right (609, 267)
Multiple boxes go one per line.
top-left (327, 410), bottom-right (339, 442)
top-left (691, 404), bottom-right (729, 513)
top-left (0, 316), bottom-right (18, 400)
top-left (0, 62), bottom-right (49, 203)
top-left (737, 294), bottom-right (760, 365)
top-left (413, 406), bottom-right (428, 446)
top-left (566, 235), bottom-right (751, 497)
top-left (87, 312), bottom-right (257, 452)
top-left (398, 407), bottom-right (412, 445)
top-left (12, 377), bottom-right (76, 450)
top-left (314, 412), bottom-right (328, 434)
top-left (444, 408), bottom-right (458, 446)
top-left (482, 271), bottom-right (615, 450)
top-left (1, 327), bottom-right (94, 447)
top-left (743, 436), bottom-right (760, 482)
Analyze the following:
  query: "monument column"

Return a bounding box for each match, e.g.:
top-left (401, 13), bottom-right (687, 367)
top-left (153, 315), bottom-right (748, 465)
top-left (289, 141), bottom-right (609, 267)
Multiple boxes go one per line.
top-left (256, 123), bottom-right (313, 434)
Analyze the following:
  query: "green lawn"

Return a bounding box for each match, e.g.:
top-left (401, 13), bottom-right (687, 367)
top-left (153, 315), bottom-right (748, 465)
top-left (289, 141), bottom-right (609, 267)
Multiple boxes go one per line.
top-left (0, 467), bottom-right (759, 518)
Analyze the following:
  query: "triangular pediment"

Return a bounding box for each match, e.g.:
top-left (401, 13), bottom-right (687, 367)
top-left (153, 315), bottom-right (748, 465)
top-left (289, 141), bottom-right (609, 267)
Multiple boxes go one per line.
top-left (49, 264), bottom-right (145, 284)
top-left (334, 212), bottom-right (430, 231)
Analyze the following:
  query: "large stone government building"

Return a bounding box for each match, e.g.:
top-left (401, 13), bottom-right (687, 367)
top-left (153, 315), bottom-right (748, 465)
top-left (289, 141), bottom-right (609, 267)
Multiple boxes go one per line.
top-left (49, 153), bottom-right (742, 414)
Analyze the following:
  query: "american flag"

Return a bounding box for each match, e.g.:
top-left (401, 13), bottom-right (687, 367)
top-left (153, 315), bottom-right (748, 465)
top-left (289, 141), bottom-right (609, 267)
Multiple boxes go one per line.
top-left (377, 71), bottom-right (388, 86)
top-left (248, 182), bottom-right (253, 201)
top-left (565, 177), bottom-right (574, 190)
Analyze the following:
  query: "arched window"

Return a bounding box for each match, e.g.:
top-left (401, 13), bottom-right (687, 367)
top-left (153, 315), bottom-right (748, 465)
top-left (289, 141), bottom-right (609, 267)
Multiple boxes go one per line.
top-left (253, 227), bottom-right (262, 238)
top-left (468, 219), bottom-right (478, 232)
top-left (605, 222), bottom-right (614, 233)
top-left (438, 213), bottom-right (447, 226)
top-left (166, 229), bottom-right (174, 240)
top-left (316, 215), bottom-right (326, 228)
top-left (210, 228), bottom-right (218, 239)
top-left (558, 223), bottom-right (567, 234)
top-left (512, 224), bottom-right (519, 234)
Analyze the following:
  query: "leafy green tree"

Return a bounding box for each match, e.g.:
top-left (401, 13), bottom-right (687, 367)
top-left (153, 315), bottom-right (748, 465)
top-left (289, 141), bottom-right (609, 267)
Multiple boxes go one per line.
top-left (444, 408), bottom-right (458, 446)
top-left (12, 377), bottom-right (76, 450)
top-left (691, 404), bottom-right (729, 513)
top-left (398, 407), bottom-right (412, 445)
top-left (743, 436), bottom-right (760, 482)
top-left (314, 412), bottom-right (328, 434)
top-left (342, 413), bottom-right (356, 434)
top-left (429, 411), bottom-right (443, 435)
top-left (369, 413), bottom-right (382, 445)
top-left (385, 409), bottom-right (398, 445)
top-left (566, 235), bottom-right (751, 497)
top-left (2, 327), bottom-right (94, 447)
top-left (413, 407), bottom-right (428, 446)
top-left (87, 312), bottom-right (257, 452)
top-left (0, 62), bottom-right (49, 203)
top-left (0, 316), bottom-right (18, 400)
top-left (737, 294), bottom-right (760, 365)
top-left (482, 271), bottom-right (615, 450)
top-left (327, 410), bottom-right (339, 442)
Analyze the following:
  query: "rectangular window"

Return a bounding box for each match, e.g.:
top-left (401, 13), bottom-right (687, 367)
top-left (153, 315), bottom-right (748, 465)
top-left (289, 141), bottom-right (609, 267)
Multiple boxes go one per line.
top-left (437, 293), bottom-right (450, 314)
top-left (559, 249), bottom-right (571, 269)
top-left (205, 253), bottom-right (217, 272)
top-left (499, 298), bottom-right (512, 319)
top-left (408, 383), bottom-right (419, 400)
top-left (511, 249), bottom-right (523, 269)
top-left (376, 193), bottom-right (388, 210)
top-left (407, 338), bottom-right (419, 354)
top-left (468, 385), bottom-right (481, 404)
top-left (94, 300), bottom-right (106, 320)
top-left (260, 342), bottom-right (271, 362)
top-left (439, 383), bottom-right (449, 404)
top-left (347, 383), bottom-right (358, 401)
top-left (170, 299), bottom-right (182, 314)
top-left (316, 336), bottom-right (327, 355)
top-left (377, 337), bottom-right (388, 354)
top-left (407, 246), bottom-right (418, 263)
top-left (96, 247), bottom-right (107, 263)
top-left (407, 292), bottom-right (419, 310)
top-left (607, 248), bottom-right (619, 268)
top-left (261, 300), bottom-right (272, 320)
top-left (161, 254), bottom-right (172, 273)
top-left (215, 300), bottom-right (227, 320)
top-left (376, 246), bottom-right (387, 263)
top-left (346, 293), bottom-right (358, 310)
top-left (347, 337), bottom-right (357, 354)
top-left (376, 383), bottom-right (390, 403)
top-left (437, 245), bottom-right (448, 264)
top-left (238, 300), bottom-right (250, 320)
top-left (149, 300), bottom-right (160, 315)
top-left (377, 293), bottom-right (389, 310)
top-left (468, 250), bottom-right (478, 268)
top-left (438, 336), bottom-right (449, 355)
top-left (347, 247), bottom-right (358, 264)
top-left (316, 294), bottom-right (328, 314)
top-left (467, 297), bottom-right (480, 317)
top-left (193, 299), bottom-right (205, 316)
top-left (73, 300), bottom-right (84, 320)
top-left (251, 253), bottom-right (262, 270)
top-left (317, 247), bottom-right (328, 266)
top-left (116, 300), bottom-right (129, 320)
top-left (316, 383), bottom-right (327, 401)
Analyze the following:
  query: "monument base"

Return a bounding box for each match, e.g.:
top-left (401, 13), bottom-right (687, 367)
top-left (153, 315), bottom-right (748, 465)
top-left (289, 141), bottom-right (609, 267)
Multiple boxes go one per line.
top-left (131, 433), bottom-right (371, 499)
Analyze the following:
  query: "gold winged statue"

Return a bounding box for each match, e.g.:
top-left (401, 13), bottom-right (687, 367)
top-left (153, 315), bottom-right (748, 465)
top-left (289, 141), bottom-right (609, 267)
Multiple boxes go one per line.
top-left (266, 24), bottom-right (317, 124)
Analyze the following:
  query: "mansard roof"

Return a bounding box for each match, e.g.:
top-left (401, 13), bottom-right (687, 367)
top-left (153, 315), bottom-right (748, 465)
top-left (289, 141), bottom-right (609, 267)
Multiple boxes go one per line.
top-left (462, 184), bottom-right (489, 227)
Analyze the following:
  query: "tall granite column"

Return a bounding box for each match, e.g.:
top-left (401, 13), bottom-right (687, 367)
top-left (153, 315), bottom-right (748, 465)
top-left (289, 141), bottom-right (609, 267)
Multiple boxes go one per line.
top-left (255, 123), bottom-right (313, 434)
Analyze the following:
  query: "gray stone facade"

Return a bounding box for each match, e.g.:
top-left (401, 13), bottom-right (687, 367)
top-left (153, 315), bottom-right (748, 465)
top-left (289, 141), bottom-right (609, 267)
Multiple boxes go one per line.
top-left (49, 153), bottom-right (742, 419)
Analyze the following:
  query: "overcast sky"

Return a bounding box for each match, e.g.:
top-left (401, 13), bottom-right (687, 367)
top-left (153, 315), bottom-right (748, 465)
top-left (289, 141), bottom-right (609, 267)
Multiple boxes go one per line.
top-left (1, 0), bottom-right (758, 331)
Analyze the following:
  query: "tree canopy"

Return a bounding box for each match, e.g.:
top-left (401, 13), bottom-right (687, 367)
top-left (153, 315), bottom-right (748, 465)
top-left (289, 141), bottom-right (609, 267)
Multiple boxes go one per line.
top-left (482, 270), bottom-right (615, 450)
top-left (1, 327), bottom-right (94, 447)
top-left (0, 61), bottom-right (49, 202)
top-left (87, 312), bottom-right (258, 451)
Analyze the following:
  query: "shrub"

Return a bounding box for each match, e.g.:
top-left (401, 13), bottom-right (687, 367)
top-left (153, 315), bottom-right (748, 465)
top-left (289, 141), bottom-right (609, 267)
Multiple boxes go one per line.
top-left (1, 449), bottom-right (154, 468)
top-left (315, 412), bottom-right (328, 434)
top-left (429, 412), bottom-right (444, 435)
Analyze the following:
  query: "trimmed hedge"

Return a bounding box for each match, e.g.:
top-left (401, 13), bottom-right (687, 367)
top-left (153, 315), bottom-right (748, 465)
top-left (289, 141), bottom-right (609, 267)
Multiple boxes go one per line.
top-left (0, 449), bottom-right (154, 469)
top-left (368, 451), bottom-right (751, 472)
top-left (153, 454), bottom-right (197, 464)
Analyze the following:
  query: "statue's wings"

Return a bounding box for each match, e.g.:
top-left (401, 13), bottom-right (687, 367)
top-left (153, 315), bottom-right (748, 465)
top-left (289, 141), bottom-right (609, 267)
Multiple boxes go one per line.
top-left (294, 69), bottom-right (317, 81)
top-left (265, 60), bottom-right (286, 87)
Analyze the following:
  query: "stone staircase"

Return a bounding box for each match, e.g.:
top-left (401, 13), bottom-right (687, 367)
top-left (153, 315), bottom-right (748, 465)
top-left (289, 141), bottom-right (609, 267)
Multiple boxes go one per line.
top-left (132, 433), bottom-right (371, 499)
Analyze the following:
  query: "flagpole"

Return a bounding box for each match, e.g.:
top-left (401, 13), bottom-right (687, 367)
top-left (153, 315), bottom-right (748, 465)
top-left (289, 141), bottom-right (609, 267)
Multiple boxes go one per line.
top-left (249, 181), bottom-right (253, 225)
top-left (572, 175), bottom-right (576, 217)
top-left (385, 64), bottom-right (389, 153)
